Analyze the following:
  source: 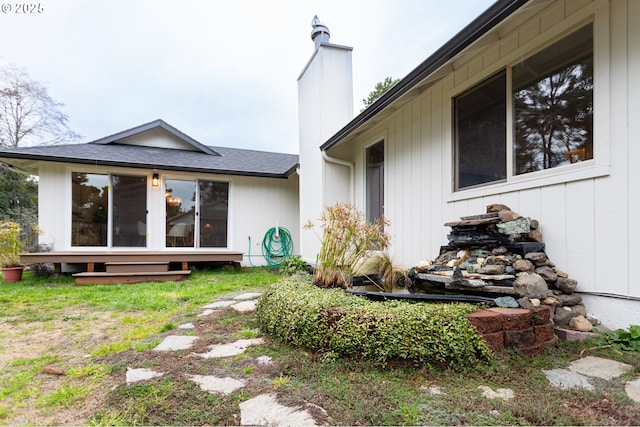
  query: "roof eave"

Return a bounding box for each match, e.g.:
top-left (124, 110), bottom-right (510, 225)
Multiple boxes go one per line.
top-left (0, 153), bottom-right (295, 179)
top-left (320, 0), bottom-right (529, 151)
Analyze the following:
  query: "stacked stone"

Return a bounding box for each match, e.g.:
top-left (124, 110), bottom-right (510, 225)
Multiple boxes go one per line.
top-left (410, 204), bottom-right (598, 333)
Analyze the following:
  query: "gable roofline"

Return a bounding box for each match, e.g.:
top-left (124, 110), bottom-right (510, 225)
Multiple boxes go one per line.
top-left (320, 0), bottom-right (528, 151)
top-left (90, 118), bottom-right (221, 156)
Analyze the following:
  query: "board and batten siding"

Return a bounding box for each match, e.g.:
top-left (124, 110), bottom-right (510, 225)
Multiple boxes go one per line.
top-left (326, 0), bottom-right (639, 328)
top-left (36, 162), bottom-right (299, 265)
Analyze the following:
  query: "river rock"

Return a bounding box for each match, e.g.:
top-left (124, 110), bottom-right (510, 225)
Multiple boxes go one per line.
top-left (499, 209), bottom-right (521, 222)
top-left (492, 246), bottom-right (509, 255)
top-left (513, 259), bottom-right (535, 272)
top-left (487, 203), bottom-right (511, 213)
top-left (554, 306), bottom-right (575, 326)
top-left (569, 315), bottom-right (593, 332)
top-left (528, 230), bottom-right (543, 242)
top-left (477, 265), bottom-right (505, 275)
top-left (513, 272), bottom-right (549, 299)
top-left (497, 217), bottom-right (530, 235)
top-left (518, 297), bottom-right (535, 310)
top-left (570, 304), bottom-right (586, 317)
top-left (554, 269), bottom-right (569, 278)
top-left (535, 266), bottom-right (558, 283)
top-left (525, 252), bottom-right (554, 267)
top-left (543, 296), bottom-right (562, 306)
top-left (557, 294), bottom-right (582, 306)
top-left (483, 256), bottom-right (511, 266)
top-left (555, 277), bottom-right (578, 294)
top-left (495, 296), bottom-right (519, 308)
top-left (530, 219), bottom-right (540, 229)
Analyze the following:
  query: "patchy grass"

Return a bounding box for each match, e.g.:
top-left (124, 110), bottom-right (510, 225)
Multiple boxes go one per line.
top-left (1, 268), bottom-right (640, 425)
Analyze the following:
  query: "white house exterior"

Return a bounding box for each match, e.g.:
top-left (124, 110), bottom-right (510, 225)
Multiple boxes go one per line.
top-left (1, 0), bottom-right (638, 328)
top-left (301, 0), bottom-right (639, 329)
top-left (0, 120), bottom-right (299, 268)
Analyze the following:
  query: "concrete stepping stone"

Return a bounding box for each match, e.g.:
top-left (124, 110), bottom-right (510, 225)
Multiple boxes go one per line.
top-left (568, 356), bottom-right (633, 380)
top-left (231, 300), bottom-right (257, 313)
top-left (154, 335), bottom-right (198, 351)
top-left (178, 322), bottom-right (195, 329)
top-left (421, 385), bottom-right (445, 395)
top-left (126, 367), bottom-right (163, 384)
top-left (625, 377), bottom-right (640, 403)
top-left (234, 292), bottom-right (262, 300)
top-left (478, 385), bottom-right (515, 400)
top-left (256, 355), bottom-right (273, 365)
top-left (187, 374), bottom-right (245, 395)
top-left (543, 368), bottom-right (594, 390)
top-left (197, 309), bottom-right (217, 317)
top-left (239, 393), bottom-right (324, 426)
top-left (196, 338), bottom-right (265, 359)
top-left (202, 300), bottom-right (235, 309)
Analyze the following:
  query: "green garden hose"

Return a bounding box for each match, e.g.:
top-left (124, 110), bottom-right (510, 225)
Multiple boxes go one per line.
top-left (248, 227), bottom-right (293, 267)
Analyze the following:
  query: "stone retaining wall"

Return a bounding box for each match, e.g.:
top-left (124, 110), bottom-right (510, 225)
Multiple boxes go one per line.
top-left (467, 306), bottom-right (558, 356)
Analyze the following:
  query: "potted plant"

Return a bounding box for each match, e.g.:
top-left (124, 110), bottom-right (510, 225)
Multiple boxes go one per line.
top-left (0, 221), bottom-right (26, 282)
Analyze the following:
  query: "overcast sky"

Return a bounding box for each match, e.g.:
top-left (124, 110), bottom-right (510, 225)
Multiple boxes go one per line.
top-left (1, 0), bottom-right (494, 154)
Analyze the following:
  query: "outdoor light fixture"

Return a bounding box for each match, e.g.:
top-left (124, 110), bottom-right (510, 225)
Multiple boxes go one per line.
top-left (152, 173), bottom-right (159, 188)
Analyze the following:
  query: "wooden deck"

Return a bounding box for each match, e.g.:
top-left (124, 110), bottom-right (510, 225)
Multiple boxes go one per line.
top-left (20, 251), bottom-right (243, 285)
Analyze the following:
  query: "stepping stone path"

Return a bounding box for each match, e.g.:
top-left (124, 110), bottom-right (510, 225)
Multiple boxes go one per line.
top-left (153, 335), bottom-right (199, 351)
top-left (239, 393), bottom-right (326, 426)
top-left (126, 291), bottom-right (325, 426)
top-left (124, 290), bottom-right (640, 424)
top-left (543, 355), bottom-right (640, 403)
top-left (126, 367), bottom-right (163, 385)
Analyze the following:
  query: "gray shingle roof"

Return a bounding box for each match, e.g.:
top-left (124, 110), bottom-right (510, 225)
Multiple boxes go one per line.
top-left (0, 120), bottom-right (299, 178)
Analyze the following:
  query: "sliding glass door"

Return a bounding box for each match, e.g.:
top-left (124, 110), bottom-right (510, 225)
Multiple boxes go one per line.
top-left (165, 179), bottom-right (228, 248)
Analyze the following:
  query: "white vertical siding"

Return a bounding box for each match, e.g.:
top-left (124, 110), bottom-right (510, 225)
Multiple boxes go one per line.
top-left (36, 162), bottom-right (299, 265)
top-left (231, 174), bottom-right (300, 266)
top-left (628, 0), bottom-right (640, 298)
top-left (333, 0), bottom-right (640, 328)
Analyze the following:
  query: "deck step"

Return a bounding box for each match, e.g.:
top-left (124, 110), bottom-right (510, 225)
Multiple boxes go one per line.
top-left (72, 270), bottom-right (191, 285)
top-left (105, 261), bottom-right (170, 273)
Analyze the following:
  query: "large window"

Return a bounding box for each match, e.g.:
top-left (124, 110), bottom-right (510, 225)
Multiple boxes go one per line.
top-left (72, 173), bottom-right (147, 247)
top-left (513, 24), bottom-right (593, 174)
top-left (454, 23), bottom-right (593, 190)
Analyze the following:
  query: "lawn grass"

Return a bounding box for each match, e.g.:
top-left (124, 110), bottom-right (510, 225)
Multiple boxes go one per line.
top-left (1, 268), bottom-right (640, 425)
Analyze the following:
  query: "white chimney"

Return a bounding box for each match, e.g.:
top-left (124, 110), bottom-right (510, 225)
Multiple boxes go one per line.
top-left (297, 16), bottom-right (354, 264)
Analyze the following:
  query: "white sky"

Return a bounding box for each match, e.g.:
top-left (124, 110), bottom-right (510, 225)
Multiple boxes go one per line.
top-left (0, 0), bottom-right (494, 154)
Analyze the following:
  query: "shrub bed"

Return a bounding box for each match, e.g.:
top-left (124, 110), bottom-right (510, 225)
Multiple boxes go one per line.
top-left (256, 277), bottom-right (492, 366)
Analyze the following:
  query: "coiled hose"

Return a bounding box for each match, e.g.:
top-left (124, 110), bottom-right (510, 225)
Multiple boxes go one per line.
top-left (248, 227), bottom-right (293, 267)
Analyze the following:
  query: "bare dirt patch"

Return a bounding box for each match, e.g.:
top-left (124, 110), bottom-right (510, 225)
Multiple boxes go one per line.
top-left (0, 309), bottom-right (141, 425)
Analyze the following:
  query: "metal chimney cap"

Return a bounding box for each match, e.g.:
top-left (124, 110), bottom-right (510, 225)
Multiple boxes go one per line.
top-left (310, 15), bottom-right (330, 47)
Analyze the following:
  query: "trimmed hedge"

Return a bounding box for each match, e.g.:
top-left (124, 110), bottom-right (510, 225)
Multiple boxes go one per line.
top-left (256, 278), bottom-right (492, 366)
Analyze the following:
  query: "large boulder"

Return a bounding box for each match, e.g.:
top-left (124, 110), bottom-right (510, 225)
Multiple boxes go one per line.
top-left (513, 273), bottom-right (550, 299)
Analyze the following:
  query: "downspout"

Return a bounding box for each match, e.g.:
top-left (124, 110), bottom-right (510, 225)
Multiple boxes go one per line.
top-left (321, 150), bottom-right (354, 203)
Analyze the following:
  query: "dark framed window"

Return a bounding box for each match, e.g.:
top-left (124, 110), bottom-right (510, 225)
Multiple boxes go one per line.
top-left (366, 141), bottom-right (384, 223)
top-left (453, 23), bottom-right (593, 191)
top-left (513, 23), bottom-right (593, 174)
top-left (454, 71), bottom-right (507, 189)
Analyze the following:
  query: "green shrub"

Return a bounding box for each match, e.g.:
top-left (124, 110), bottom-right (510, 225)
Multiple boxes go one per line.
top-left (256, 277), bottom-right (492, 366)
top-left (595, 324), bottom-right (640, 352)
top-left (278, 256), bottom-right (308, 276)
